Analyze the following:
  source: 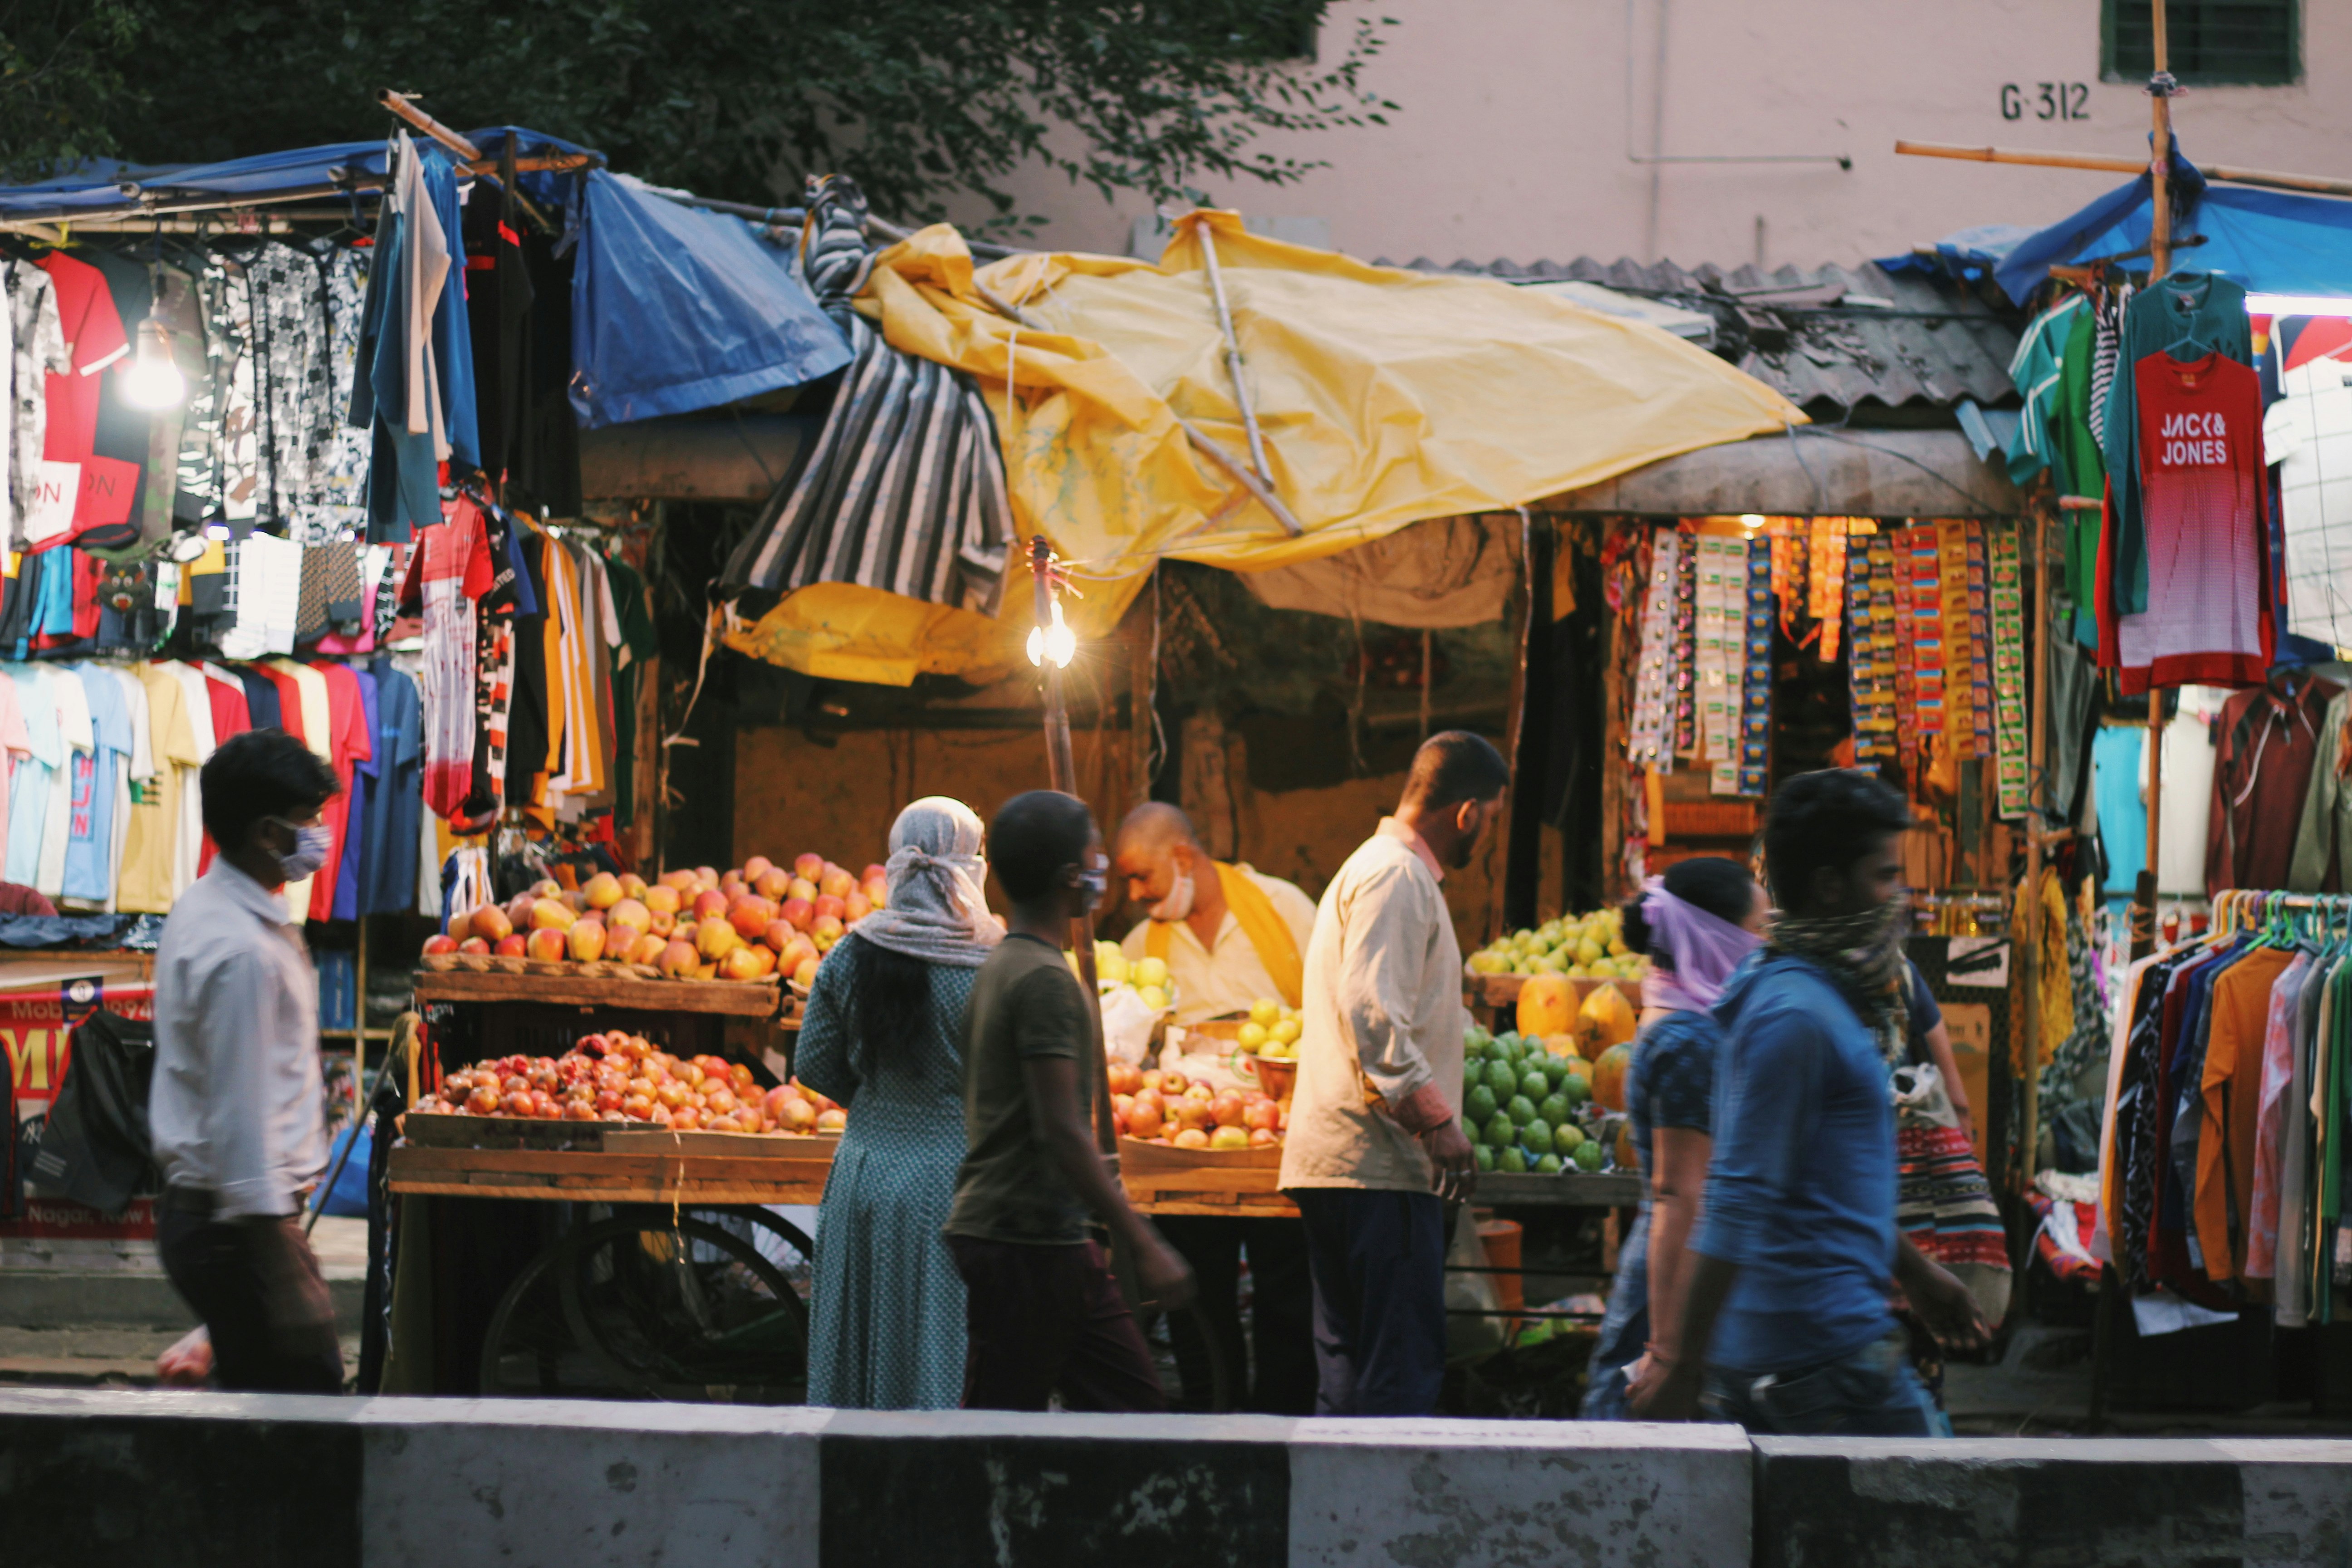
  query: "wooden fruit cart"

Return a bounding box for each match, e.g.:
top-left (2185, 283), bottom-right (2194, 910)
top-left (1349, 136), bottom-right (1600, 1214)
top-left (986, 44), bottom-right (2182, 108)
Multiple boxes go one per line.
top-left (382, 966), bottom-right (817, 1401)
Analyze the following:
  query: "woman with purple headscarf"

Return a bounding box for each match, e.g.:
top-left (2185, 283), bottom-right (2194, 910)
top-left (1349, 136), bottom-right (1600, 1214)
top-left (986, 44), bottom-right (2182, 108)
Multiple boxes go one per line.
top-left (1579, 857), bottom-right (1766, 1419)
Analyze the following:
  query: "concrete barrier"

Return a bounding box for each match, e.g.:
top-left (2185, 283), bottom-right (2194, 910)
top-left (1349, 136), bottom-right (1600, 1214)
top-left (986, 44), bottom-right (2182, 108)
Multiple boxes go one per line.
top-left (0, 1390), bottom-right (2345, 1568)
top-left (1752, 1436), bottom-right (2352, 1568)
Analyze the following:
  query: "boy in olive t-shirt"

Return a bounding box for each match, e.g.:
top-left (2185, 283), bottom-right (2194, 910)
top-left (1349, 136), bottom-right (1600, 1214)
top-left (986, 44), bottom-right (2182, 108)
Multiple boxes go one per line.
top-left (942, 790), bottom-right (1194, 1411)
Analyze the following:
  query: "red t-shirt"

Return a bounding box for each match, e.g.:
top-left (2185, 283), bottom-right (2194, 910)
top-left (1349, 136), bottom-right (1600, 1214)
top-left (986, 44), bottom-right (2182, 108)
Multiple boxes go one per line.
top-left (196, 667), bottom-right (253, 876)
top-left (36, 253), bottom-right (136, 545)
top-left (2099, 352), bottom-right (2274, 693)
top-left (305, 661), bottom-right (374, 921)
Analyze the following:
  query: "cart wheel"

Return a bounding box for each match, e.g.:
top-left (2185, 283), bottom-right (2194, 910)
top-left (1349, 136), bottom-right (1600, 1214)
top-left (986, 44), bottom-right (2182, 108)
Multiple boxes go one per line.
top-left (478, 1215), bottom-right (808, 1402)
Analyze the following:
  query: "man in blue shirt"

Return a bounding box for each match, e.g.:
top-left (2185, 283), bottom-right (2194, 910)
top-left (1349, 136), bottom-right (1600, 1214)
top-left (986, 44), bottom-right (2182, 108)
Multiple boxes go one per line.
top-left (1636, 769), bottom-right (1985, 1433)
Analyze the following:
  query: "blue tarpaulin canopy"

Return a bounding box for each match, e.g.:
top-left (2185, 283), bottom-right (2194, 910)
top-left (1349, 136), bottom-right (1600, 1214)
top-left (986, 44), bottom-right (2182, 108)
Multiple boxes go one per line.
top-left (1991, 151), bottom-right (2352, 304)
top-left (0, 132), bottom-right (852, 428)
top-left (568, 170), bottom-right (851, 430)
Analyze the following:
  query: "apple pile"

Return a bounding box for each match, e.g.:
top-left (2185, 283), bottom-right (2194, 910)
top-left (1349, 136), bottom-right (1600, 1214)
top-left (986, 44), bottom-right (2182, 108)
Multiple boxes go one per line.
top-left (1107, 1061), bottom-right (1284, 1151)
top-left (420, 853), bottom-right (889, 985)
top-left (414, 1032), bottom-right (849, 1135)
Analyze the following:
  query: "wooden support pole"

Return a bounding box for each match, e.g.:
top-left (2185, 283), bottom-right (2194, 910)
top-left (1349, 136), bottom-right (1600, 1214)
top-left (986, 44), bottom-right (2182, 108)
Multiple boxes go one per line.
top-left (2127, 1), bottom-right (2172, 964)
top-left (1895, 138), bottom-right (2352, 200)
top-left (2018, 508), bottom-right (2052, 1191)
top-left (376, 88), bottom-right (557, 234)
top-left (1186, 214), bottom-right (1278, 492)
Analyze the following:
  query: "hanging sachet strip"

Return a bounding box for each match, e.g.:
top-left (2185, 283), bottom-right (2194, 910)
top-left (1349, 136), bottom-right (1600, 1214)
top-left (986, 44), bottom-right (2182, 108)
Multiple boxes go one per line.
top-left (1808, 517), bottom-right (1847, 663)
top-left (1936, 519), bottom-right (1975, 757)
top-left (1990, 523), bottom-right (2030, 815)
top-left (1672, 521), bottom-right (1698, 759)
top-left (1627, 525), bottom-right (1679, 767)
top-left (1965, 521), bottom-right (1996, 760)
top-left (1697, 534), bottom-right (1744, 792)
top-left (1737, 532), bottom-right (1774, 796)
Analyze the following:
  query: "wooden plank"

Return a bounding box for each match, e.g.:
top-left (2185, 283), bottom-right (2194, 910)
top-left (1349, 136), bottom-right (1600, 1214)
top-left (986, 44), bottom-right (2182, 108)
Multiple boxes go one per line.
top-left (392, 1179), bottom-right (829, 1204)
top-left (411, 968), bottom-right (783, 1016)
top-left (1477, 1171), bottom-right (1642, 1208)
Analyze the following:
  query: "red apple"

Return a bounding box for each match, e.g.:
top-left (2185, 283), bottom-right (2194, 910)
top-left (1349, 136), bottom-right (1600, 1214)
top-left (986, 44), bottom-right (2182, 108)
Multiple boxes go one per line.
top-left (743, 855), bottom-right (774, 882)
top-left (691, 888), bottom-right (730, 923)
top-left (458, 936), bottom-right (490, 955)
top-left (813, 893), bottom-right (845, 923)
top-left (421, 934), bottom-right (458, 956)
top-left (525, 927), bottom-right (568, 962)
top-left (861, 863), bottom-right (886, 885)
top-left (753, 867), bottom-right (791, 901)
top-left (658, 939), bottom-right (700, 978)
top-left (1210, 1092), bottom-right (1246, 1129)
top-left (779, 896), bottom-right (814, 931)
top-left (794, 853), bottom-right (825, 881)
top-left (730, 897), bottom-right (778, 940)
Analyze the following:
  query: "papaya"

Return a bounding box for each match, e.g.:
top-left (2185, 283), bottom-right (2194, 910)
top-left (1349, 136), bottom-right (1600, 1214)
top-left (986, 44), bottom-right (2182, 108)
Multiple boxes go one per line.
top-left (1516, 973), bottom-right (1575, 1039)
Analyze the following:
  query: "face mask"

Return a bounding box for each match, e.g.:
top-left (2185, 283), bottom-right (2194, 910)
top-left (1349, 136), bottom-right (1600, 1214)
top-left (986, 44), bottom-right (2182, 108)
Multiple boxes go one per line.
top-left (270, 818), bottom-right (335, 882)
top-left (1148, 867), bottom-right (1195, 922)
top-left (1074, 865), bottom-right (1108, 909)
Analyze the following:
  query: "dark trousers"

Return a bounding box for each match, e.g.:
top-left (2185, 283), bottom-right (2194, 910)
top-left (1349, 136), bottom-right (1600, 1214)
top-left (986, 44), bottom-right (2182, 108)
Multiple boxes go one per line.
top-left (1289, 1187), bottom-right (1447, 1416)
top-left (1156, 1215), bottom-right (1317, 1414)
top-left (946, 1235), bottom-right (1166, 1413)
top-left (157, 1206), bottom-right (343, 1394)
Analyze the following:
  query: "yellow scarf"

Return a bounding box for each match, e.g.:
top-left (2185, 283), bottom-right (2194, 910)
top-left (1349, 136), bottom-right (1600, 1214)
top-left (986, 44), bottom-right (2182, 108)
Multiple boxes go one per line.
top-left (1145, 861), bottom-right (1304, 1007)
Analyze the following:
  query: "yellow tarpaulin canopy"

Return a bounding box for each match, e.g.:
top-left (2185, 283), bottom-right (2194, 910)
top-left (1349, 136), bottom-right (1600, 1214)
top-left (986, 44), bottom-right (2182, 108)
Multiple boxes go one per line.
top-left (727, 211), bottom-right (1803, 681)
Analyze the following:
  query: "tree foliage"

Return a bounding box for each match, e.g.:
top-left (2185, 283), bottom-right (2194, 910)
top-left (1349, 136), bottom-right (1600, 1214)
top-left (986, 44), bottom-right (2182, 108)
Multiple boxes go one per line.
top-left (0, 0), bottom-right (1395, 228)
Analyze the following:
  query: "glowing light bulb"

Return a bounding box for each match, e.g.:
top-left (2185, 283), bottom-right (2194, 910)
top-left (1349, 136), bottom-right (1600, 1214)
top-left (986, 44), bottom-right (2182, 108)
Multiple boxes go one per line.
top-left (1738, 513), bottom-right (1767, 534)
top-left (1026, 600), bottom-right (1077, 669)
top-left (122, 316), bottom-right (185, 411)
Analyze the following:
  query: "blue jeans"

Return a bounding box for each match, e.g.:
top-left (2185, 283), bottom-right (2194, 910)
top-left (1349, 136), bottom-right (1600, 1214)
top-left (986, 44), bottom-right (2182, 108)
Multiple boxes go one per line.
top-left (1701, 1328), bottom-right (1944, 1436)
top-left (1579, 1201), bottom-right (1651, 1420)
top-left (1289, 1187), bottom-right (1446, 1416)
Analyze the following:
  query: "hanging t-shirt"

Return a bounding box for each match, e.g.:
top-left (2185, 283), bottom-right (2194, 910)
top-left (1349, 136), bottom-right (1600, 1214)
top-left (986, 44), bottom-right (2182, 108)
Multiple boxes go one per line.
top-left (261, 658), bottom-right (330, 918)
top-left (196, 662), bottom-right (252, 876)
top-left (333, 666), bottom-right (379, 921)
top-left (117, 662), bottom-right (200, 915)
top-left (364, 658), bottom-right (422, 915)
top-left (34, 253), bottom-right (132, 549)
top-left (2102, 352), bottom-right (2275, 693)
top-left (235, 666), bottom-right (283, 733)
top-left (37, 667), bottom-right (91, 897)
top-left (402, 498), bottom-right (494, 819)
top-left (0, 670), bottom-right (30, 854)
top-left (59, 664), bottom-right (131, 906)
top-left (2105, 271), bottom-right (2256, 617)
top-left (1, 665), bottom-right (60, 886)
top-left (2093, 724), bottom-right (2147, 899)
top-left (105, 665), bottom-right (150, 912)
top-left (2263, 339), bottom-right (2352, 650)
top-left (2004, 294), bottom-right (2085, 484)
top-left (164, 661), bottom-right (216, 899)
top-left (304, 659), bottom-right (372, 922)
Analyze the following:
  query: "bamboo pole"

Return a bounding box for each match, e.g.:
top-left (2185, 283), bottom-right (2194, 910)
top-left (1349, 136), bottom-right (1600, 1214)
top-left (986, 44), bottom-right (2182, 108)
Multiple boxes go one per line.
top-left (1185, 214), bottom-right (1277, 490)
top-left (1895, 138), bottom-right (2352, 200)
top-left (2133, 2), bottom-right (2173, 963)
top-left (2018, 507), bottom-right (2052, 1191)
top-left (376, 88), bottom-right (556, 233)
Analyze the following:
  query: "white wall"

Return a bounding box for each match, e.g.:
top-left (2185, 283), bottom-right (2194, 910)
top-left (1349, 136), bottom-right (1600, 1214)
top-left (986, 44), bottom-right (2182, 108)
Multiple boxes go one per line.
top-left (965, 0), bottom-right (2352, 270)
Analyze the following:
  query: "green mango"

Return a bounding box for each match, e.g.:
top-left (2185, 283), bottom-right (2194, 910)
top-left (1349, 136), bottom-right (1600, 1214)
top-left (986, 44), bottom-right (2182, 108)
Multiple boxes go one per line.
top-left (1507, 1095), bottom-right (1538, 1127)
top-left (1535, 1153), bottom-right (1564, 1175)
top-left (1521, 1118), bottom-right (1553, 1152)
top-left (1473, 1143), bottom-right (1496, 1173)
top-left (1573, 1140), bottom-right (1605, 1172)
top-left (1486, 1060), bottom-right (1520, 1097)
top-left (1539, 1093), bottom-right (1571, 1127)
top-left (1559, 1074), bottom-right (1592, 1107)
top-left (1553, 1122), bottom-right (1587, 1156)
top-left (1520, 1068), bottom-right (1551, 1102)
top-left (1483, 1111), bottom-right (1515, 1147)
top-left (1465, 1085), bottom-right (1499, 1126)
top-left (1499, 1145), bottom-right (1529, 1175)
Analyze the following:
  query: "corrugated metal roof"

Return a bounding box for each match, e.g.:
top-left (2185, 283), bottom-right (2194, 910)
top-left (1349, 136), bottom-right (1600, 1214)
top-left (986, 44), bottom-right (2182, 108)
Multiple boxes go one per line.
top-left (1379, 256), bottom-right (2021, 413)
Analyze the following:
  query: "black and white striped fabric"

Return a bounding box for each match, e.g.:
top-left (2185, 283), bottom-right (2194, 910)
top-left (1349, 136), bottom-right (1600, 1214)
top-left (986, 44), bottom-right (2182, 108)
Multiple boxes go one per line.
top-left (722, 174), bottom-right (1013, 612)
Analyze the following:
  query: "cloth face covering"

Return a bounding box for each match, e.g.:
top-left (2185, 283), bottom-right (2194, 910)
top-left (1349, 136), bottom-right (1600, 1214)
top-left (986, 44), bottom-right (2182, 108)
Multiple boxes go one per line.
top-left (848, 795), bottom-right (1000, 969)
top-left (1767, 892), bottom-right (1913, 1062)
top-left (1148, 866), bottom-right (1196, 922)
top-left (1637, 877), bottom-right (1761, 1013)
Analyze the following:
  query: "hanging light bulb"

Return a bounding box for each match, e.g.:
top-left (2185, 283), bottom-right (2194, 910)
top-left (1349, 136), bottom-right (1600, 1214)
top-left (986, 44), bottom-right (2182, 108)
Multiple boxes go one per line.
top-left (1026, 598), bottom-right (1077, 669)
top-left (121, 314), bottom-right (185, 411)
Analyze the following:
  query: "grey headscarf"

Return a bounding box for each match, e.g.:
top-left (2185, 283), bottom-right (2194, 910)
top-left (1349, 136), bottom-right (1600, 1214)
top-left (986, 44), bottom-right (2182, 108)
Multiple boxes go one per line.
top-left (846, 796), bottom-right (1001, 968)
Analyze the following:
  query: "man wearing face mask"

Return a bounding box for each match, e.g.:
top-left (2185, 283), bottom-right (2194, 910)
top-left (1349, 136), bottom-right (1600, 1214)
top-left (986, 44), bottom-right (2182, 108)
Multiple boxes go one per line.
top-left (1279, 731), bottom-right (1505, 1415)
top-left (150, 729), bottom-right (346, 1392)
top-left (1633, 768), bottom-right (1988, 1431)
top-left (1109, 802), bottom-right (1320, 1411)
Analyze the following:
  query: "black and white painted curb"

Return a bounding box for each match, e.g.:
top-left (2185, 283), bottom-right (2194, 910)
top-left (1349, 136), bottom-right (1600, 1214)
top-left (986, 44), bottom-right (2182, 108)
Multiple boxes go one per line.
top-left (2, 1390), bottom-right (2347, 1567)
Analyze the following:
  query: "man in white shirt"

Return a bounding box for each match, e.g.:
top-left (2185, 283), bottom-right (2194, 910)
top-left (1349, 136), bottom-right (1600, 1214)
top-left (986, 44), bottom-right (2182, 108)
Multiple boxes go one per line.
top-left (152, 728), bottom-right (344, 1392)
top-left (1111, 802), bottom-right (1319, 1412)
top-left (1278, 730), bottom-right (1504, 1415)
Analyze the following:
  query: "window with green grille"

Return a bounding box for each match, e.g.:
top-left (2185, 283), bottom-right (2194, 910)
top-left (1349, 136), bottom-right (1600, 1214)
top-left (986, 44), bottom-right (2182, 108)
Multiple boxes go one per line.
top-left (2102, 0), bottom-right (2300, 85)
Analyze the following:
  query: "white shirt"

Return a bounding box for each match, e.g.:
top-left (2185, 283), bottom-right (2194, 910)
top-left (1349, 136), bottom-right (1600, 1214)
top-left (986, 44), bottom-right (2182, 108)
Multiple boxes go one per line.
top-left (1119, 865), bottom-right (1318, 1025)
top-left (1277, 827), bottom-right (1468, 1194)
top-left (150, 858), bottom-right (326, 1218)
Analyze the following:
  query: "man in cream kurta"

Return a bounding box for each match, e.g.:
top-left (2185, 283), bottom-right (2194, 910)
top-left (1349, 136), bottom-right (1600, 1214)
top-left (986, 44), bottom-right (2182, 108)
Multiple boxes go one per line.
top-left (1279, 731), bottom-right (1504, 1415)
top-left (1112, 802), bottom-right (1320, 1411)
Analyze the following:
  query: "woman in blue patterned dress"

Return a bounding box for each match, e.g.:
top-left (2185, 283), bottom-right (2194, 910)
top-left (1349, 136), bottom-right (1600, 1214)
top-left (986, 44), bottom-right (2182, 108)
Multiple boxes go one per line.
top-left (1580, 857), bottom-right (1766, 1419)
top-left (799, 797), bottom-right (1001, 1409)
